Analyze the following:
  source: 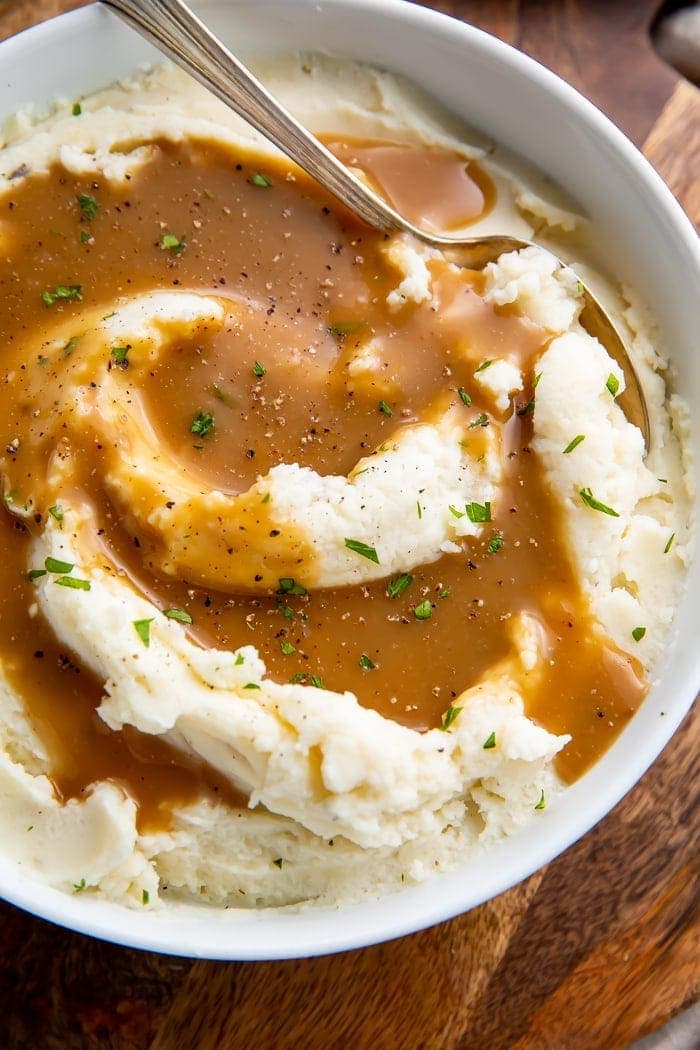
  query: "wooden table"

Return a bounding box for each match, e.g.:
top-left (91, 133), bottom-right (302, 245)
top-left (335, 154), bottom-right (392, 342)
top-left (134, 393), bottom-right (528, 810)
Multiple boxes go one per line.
top-left (0, 2), bottom-right (698, 1047)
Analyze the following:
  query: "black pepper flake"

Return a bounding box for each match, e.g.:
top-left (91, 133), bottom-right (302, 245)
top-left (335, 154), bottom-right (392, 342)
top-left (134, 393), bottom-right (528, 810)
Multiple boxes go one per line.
top-left (245, 449), bottom-right (255, 459)
top-left (34, 651), bottom-right (44, 659)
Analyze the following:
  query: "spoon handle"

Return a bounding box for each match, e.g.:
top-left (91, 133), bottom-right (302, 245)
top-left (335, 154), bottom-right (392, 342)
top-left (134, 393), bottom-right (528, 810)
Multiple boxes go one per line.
top-left (102, 0), bottom-right (418, 236)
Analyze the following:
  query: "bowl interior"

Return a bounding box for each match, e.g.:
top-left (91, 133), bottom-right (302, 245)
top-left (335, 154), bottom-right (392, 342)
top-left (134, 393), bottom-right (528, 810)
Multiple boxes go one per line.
top-left (0, 0), bottom-right (697, 960)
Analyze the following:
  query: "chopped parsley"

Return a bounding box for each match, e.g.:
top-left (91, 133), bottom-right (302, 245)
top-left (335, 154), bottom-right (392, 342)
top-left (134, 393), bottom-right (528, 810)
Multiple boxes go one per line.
top-left (72, 102), bottom-right (82, 116)
top-left (80, 230), bottom-right (90, 244)
top-left (468, 413), bottom-right (489, 429)
top-left (563, 434), bottom-right (585, 454)
top-left (212, 383), bottom-right (234, 407)
top-left (252, 361), bottom-right (266, 378)
top-left (344, 538), bottom-right (379, 563)
top-left (42, 285), bottom-right (82, 307)
top-left (458, 387), bottom-right (472, 406)
top-left (77, 194), bottom-right (100, 220)
top-left (437, 586), bottom-right (451, 600)
top-left (413, 599), bottom-right (432, 620)
top-left (280, 640), bottom-right (296, 655)
top-left (416, 501), bottom-right (423, 520)
top-left (164, 608), bottom-right (193, 624)
top-left (517, 398), bottom-right (535, 417)
top-left (328, 321), bottom-right (361, 338)
top-left (111, 345), bottom-right (129, 366)
top-left (159, 232), bottom-right (187, 255)
top-left (235, 653), bottom-right (245, 666)
top-left (277, 577), bottom-right (307, 596)
top-left (465, 501), bottom-right (492, 524)
top-left (133, 618), bottom-right (154, 647)
top-left (190, 410), bottom-right (214, 438)
top-left (27, 569), bottom-right (47, 581)
top-left (244, 682), bottom-right (261, 690)
top-left (45, 556), bottom-right (74, 574)
top-left (483, 731), bottom-right (496, 750)
top-left (440, 704), bottom-right (462, 731)
top-left (606, 373), bottom-right (620, 396)
top-left (534, 790), bottom-right (546, 810)
top-left (250, 172), bottom-right (272, 188)
top-left (63, 336), bottom-right (80, 357)
top-left (449, 505), bottom-right (465, 519)
top-left (664, 533), bottom-right (675, 554)
top-left (290, 672), bottom-right (323, 688)
top-left (48, 505), bottom-right (64, 525)
top-left (73, 877), bottom-right (86, 892)
top-left (142, 889), bottom-right (150, 905)
top-left (632, 626), bottom-right (646, 642)
top-left (387, 573), bottom-right (412, 599)
top-left (487, 534), bottom-right (503, 554)
top-left (475, 360), bottom-right (492, 373)
top-left (579, 487), bottom-right (619, 517)
top-left (273, 857), bottom-right (284, 868)
top-left (359, 653), bottom-right (376, 670)
top-left (378, 400), bottom-right (393, 416)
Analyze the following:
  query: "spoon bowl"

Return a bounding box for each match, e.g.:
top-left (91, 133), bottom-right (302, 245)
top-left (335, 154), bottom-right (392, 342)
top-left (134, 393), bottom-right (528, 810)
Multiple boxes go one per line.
top-left (103, 0), bottom-right (651, 448)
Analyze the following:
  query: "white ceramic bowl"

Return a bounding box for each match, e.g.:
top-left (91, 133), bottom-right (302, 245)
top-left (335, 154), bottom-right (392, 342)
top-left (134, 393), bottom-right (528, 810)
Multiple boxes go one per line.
top-left (0, 0), bottom-right (698, 960)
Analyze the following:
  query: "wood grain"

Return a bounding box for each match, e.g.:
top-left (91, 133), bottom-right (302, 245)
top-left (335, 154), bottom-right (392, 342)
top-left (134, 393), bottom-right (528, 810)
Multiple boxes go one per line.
top-left (0, 3), bottom-right (698, 1049)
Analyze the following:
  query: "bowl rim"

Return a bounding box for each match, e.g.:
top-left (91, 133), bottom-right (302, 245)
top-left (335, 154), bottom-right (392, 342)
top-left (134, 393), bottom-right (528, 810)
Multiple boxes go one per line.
top-left (0, 0), bottom-right (698, 960)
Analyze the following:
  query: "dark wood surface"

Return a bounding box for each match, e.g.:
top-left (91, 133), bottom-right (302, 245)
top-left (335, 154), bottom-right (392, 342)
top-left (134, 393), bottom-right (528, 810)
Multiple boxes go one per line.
top-left (0, 2), bottom-right (698, 1048)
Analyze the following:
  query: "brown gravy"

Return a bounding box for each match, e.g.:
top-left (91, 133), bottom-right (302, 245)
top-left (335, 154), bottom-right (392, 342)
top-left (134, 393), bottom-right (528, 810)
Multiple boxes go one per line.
top-left (0, 136), bottom-right (646, 827)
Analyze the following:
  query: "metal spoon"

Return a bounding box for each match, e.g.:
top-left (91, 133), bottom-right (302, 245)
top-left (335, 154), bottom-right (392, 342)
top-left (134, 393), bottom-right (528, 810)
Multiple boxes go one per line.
top-left (102, 0), bottom-right (650, 448)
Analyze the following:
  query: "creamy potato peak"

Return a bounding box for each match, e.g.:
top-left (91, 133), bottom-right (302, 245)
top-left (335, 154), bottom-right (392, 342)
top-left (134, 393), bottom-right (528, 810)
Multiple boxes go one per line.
top-left (0, 57), bottom-right (689, 910)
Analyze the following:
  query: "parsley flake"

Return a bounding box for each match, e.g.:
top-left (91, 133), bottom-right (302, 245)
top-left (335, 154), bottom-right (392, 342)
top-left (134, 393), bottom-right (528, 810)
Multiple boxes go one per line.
top-left (273, 857), bottom-right (284, 868)
top-left (487, 534), bottom-right (503, 554)
top-left (440, 704), bottom-right (462, 731)
top-left (483, 731), bottom-right (496, 750)
top-left (234, 653), bottom-right (245, 666)
top-left (632, 626), bottom-right (646, 642)
top-left (328, 321), bottom-right (361, 338)
top-left (133, 618), bottom-right (154, 647)
top-left (534, 790), bottom-right (546, 810)
top-left (437, 586), bottom-right (451, 600)
top-left (42, 285), bottom-right (83, 307)
top-left (359, 653), bottom-right (376, 670)
top-left (416, 501), bottom-right (423, 519)
top-left (465, 501), bottom-right (492, 524)
top-left (280, 640), bottom-right (296, 655)
top-left (563, 434), bottom-right (585, 454)
top-left (413, 599), bottom-right (432, 620)
top-left (252, 361), bottom-right (266, 378)
top-left (111, 345), bottom-right (129, 366)
top-left (45, 556), bottom-right (73, 574)
top-left (72, 102), bottom-right (82, 116)
top-left (244, 682), bottom-right (261, 690)
top-left (165, 608), bottom-right (193, 624)
top-left (449, 505), bottom-right (465, 519)
top-left (73, 877), bottom-right (86, 892)
top-left (475, 360), bottom-right (492, 373)
top-left (142, 889), bottom-right (150, 905)
top-left (63, 336), bottom-right (80, 357)
top-left (277, 577), bottom-right (307, 596)
top-left (378, 400), bottom-right (393, 416)
top-left (190, 410), bottom-right (214, 438)
top-left (664, 533), bottom-right (675, 554)
top-left (290, 672), bottom-right (323, 688)
top-left (344, 538), bottom-right (379, 563)
top-left (468, 413), bottom-right (489, 429)
top-left (579, 488), bottom-right (619, 517)
top-left (458, 387), bottom-right (472, 406)
top-left (28, 569), bottom-right (47, 581)
top-left (387, 573), bottom-right (412, 599)
top-left (250, 172), bottom-right (272, 188)
top-left (77, 194), bottom-right (100, 220)
top-left (606, 373), bottom-right (620, 396)
top-left (159, 233), bottom-right (187, 255)
top-left (55, 575), bottom-right (90, 592)
top-left (48, 505), bottom-right (64, 525)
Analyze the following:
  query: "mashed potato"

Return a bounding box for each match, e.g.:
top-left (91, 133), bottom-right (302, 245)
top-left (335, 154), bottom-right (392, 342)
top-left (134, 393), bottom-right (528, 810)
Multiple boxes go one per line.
top-left (0, 56), bottom-right (691, 911)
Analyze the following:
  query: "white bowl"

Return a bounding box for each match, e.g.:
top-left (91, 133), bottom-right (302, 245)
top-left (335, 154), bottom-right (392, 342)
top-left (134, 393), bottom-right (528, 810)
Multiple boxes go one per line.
top-left (0, 0), bottom-right (697, 960)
